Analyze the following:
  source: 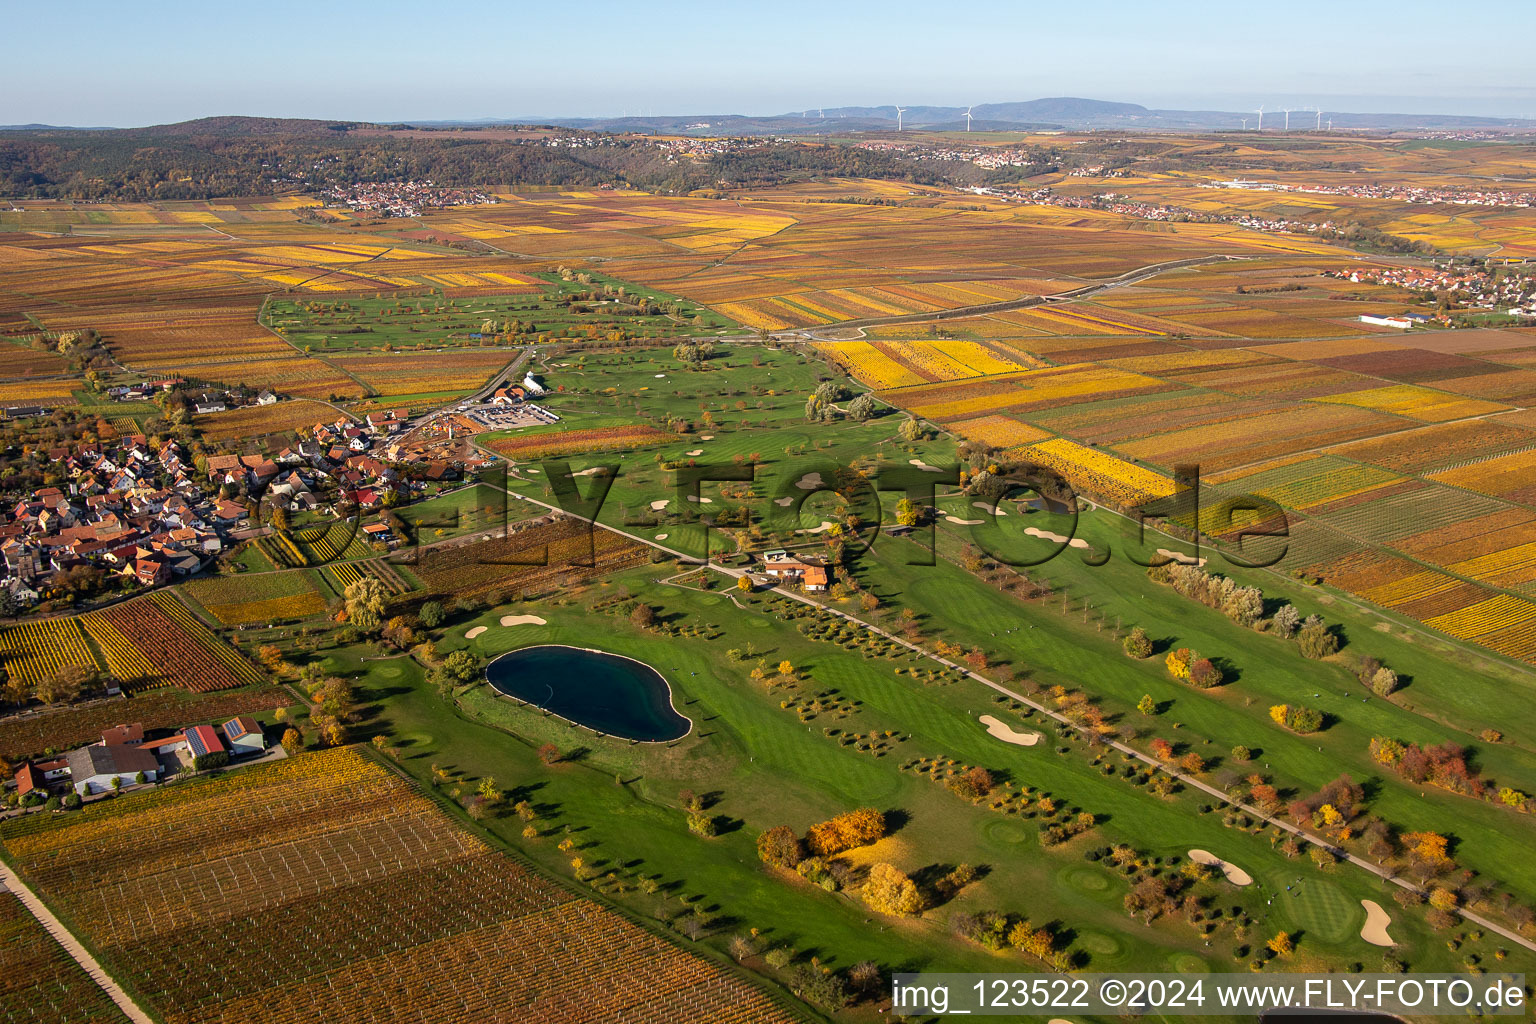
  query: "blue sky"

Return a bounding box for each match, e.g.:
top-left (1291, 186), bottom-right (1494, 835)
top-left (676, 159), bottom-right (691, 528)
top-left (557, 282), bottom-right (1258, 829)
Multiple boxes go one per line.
top-left (5, 0), bottom-right (1534, 125)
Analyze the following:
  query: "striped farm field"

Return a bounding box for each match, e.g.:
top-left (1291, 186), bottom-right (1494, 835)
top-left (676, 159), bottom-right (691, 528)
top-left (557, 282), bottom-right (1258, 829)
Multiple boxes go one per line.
top-left (1333, 418), bottom-right (1536, 473)
top-left (322, 558), bottom-right (409, 596)
top-left (886, 363), bottom-right (1174, 421)
top-left (195, 400), bottom-right (339, 442)
top-left (91, 593), bottom-right (265, 692)
top-left (1311, 383), bottom-right (1510, 423)
top-left (292, 523), bottom-right (374, 565)
top-left (0, 617), bottom-right (100, 688)
top-left (1425, 593), bottom-right (1536, 653)
top-left (0, 747), bottom-right (804, 1024)
top-left (950, 413), bottom-right (1054, 449)
top-left (1430, 448), bottom-right (1536, 502)
top-left (0, 891), bottom-right (132, 1024)
top-left (812, 342), bottom-right (925, 388)
top-left (1447, 543), bottom-right (1536, 589)
top-left (0, 380), bottom-right (80, 406)
top-left (486, 424), bottom-right (675, 460)
top-left (1218, 455), bottom-right (1405, 511)
top-left (1015, 437), bottom-right (1176, 506)
top-left (904, 340), bottom-right (1028, 379)
top-left (79, 609), bottom-right (158, 682)
top-left (182, 572), bottom-right (327, 626)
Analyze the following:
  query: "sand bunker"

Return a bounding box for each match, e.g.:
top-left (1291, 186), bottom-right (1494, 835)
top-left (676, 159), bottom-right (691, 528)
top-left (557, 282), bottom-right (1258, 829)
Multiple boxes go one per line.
top-left (908, 459), bottom-right (943, 473)
top-left (1158, 549), bottom-right (1206, 567)
top-left (686, 495), bottom-right (714, 504)
top-left (500, 614), bottom-right (548, 627)
top-left (655, 533), bottom-right (668, 540)
top-left (796, 472), bottom-right (824, 490)
top-left (797, 520), bottom-right (835, 535)
top-left (979, 714), bottom-right (1042, 746)
top-left (1187, 850), bottom-right (1252, 886)
top-left (1023, 526), bottom-right (1091, 550)
top-left (464, 626), bottom-right (487, 640)
top-left (685, 449), bottom-right (704, 456)
top-left (567, 467), bottom-right (605, 477)
top-left (649, 499), bottom-right (670, 511)
top-left (1360, 900), bottom-right (1395, 946)
top-left (700, 434), bottom-right (714, 440)
top-left (944, 515), bottom-right (985, 525)
top-left (972, 501), bottom-right (1006, 516)
top-left (774, 496), bottom-right (795, 507)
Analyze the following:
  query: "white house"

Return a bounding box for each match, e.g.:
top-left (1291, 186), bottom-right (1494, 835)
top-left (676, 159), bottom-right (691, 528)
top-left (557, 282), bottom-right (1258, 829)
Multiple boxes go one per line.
top-left (1359, 314), bottom-right (1413, 330)
top-left (221, 716), bottom-right (267, 756)
top-left (66, 743), bottom-right (159, 795)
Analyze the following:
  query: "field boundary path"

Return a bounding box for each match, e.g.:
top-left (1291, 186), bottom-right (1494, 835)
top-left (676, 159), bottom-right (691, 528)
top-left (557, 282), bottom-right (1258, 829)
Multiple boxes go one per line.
top-left (0, 863), bottom-right (154, 1024)
top-left (486, 471), bottom-right (1536, 956)
top-left (795, 254), bottom-right (1252, 336)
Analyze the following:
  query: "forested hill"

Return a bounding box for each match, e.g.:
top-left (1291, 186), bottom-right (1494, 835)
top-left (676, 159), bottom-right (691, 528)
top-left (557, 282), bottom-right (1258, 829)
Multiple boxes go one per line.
top-left (0, 120), bottom-right (965, 200)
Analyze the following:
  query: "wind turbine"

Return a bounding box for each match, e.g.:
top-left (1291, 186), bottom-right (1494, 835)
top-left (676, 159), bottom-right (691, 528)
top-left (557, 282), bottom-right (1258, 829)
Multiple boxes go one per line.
top-left (1327, 118), bottom-right (1333, 131)
top-left (1283, 108), bottom-right (1291, 131)
top-left (895, 106), bottom-right (907, 132)
top-left (1240, 117), bottom-right (1249, 130)
top-left (1315, 108), bottom-right (1322, 130)
top-left (1256, 106), bottom-right (1264, 131)
top-left (964, 106), bottom-right (974, 132)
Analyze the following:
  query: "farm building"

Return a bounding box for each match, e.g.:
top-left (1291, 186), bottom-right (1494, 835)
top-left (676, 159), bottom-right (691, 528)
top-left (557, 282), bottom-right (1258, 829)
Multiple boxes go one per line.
top-left (185, 724), bottom-right (226, 763)
top-left (12, 757), bottom-right (66, 796)
top-left (761, 554), bottom-right (833, 591)
top-left (221, 716), bottom-right (266, 755)
top-left (100, 723), bottom-right (145, 746)
top-left (66, 744), bottom-right (159, 795)
top-left (1359, 314), bottom-right (1413, 329)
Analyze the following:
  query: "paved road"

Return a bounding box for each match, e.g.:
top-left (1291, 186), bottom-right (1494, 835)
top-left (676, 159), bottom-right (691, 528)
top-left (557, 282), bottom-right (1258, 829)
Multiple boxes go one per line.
top-left (487, 474), bottom-right (1536, 955)
top-left (0, 862), bottom-right (154, 1023)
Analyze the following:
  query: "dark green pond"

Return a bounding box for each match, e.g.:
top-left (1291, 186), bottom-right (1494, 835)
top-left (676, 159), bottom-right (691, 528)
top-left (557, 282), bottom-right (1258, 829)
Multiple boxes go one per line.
top-left (486, 644), bottom-right (690, 742)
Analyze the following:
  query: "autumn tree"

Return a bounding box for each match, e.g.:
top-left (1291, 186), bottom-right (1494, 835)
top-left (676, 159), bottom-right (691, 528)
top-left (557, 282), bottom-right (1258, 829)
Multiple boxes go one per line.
top-left (1165, 647), bottom-right (1193, 681)
top-left (417, 600), bottom-right (445, 628)
top-left (862, 863), bottom-right (924, 916)
top-left (806, 808), bottom-right (886, 856)
top-left (343, 576), bottom-right (388, 634)
top-left (1403, 830), bottom-right (1450, 868)
top-left (630, 603), bottom-right (655, 630)
top-left (756, 825), bottom-right (805, 869)
top-left (1137, 694), bottom-right (1157, 716)
top-left (1297, 618), bottom-right (1339, 659)
top-left (949, 765), bottom-right (993, 800)
top-left (1267, 931), bottom-right (1294, 957)
top-left (1009, 920), bottom-right (1056, 962)
top-left (1188, 657), bottom-right (1223, 689)
top-left (1122, 627), bottom-right (1154, 659)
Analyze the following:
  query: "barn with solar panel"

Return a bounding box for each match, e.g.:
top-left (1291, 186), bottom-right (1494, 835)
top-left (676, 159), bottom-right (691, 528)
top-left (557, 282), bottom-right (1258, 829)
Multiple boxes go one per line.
top-left (221, 716), bottom-right (267, 756)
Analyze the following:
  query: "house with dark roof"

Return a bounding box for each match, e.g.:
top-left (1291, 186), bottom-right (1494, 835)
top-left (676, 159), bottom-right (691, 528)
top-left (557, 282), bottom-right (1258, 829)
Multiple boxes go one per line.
top-left (66, 743), bottom-right (159, 795)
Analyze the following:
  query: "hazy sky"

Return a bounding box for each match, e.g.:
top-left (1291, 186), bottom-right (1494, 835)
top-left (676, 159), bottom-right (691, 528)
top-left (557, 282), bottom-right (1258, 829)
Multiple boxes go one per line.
top-left (6, 0), bottom-right (1535, 125)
